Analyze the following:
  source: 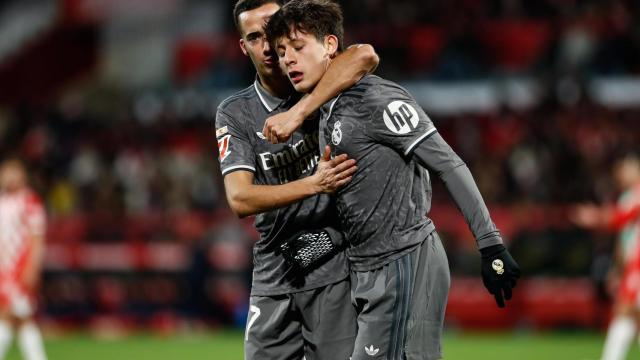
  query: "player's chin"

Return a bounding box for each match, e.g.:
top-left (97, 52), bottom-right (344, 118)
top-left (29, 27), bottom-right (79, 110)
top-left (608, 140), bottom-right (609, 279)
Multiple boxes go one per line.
top-left (262, 65), bottom-right (278, 76)
top-left (293, 81), bottom-right (311, 93)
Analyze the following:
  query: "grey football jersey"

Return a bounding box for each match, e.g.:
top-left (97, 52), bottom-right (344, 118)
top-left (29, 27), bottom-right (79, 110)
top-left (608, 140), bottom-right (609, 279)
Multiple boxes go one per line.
top-left (319, 75), bottom-right (437, 271)
top-left (215, 80), bottom-right (349, 296)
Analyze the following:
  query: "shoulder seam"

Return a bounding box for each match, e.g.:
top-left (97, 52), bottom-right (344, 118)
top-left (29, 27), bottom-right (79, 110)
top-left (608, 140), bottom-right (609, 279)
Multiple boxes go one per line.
top-left (217, 86), bottom-right (255, 110)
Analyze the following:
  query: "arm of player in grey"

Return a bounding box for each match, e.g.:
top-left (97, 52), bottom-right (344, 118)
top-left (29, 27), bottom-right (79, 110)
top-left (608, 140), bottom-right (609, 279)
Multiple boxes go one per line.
top-left (262, 44), bottom-right (379, 144)
top-left (412, 132), bottom-right (503, 249)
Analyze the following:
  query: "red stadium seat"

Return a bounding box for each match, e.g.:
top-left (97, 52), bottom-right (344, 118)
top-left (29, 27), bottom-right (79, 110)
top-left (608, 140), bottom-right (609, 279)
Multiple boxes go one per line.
top-left (406, 26), bottom-right (445, 72)
top-left (446, 277), bottom-right (597, 329)
top-left (520, 278), bottom-right (598, 329)
top-left (47, 215), bottom-right (87, 243)
top-left (478, 20), bottom-right (551, 71)
top-left (446, 277), bottom-right (520, 329)
top-left (174, 37), bottom-right (217, 83)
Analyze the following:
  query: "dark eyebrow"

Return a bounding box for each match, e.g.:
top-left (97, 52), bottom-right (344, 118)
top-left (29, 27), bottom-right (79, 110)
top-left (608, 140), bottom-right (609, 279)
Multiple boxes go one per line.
top-left (246, 31), bottom-right (262, 40)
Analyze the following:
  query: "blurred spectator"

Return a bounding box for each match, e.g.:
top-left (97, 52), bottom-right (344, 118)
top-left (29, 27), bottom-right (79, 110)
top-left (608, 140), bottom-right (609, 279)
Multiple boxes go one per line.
top-left (571, 154), bottom-right (640, 360)
top-left (0, 159), bottom-right (47, 360)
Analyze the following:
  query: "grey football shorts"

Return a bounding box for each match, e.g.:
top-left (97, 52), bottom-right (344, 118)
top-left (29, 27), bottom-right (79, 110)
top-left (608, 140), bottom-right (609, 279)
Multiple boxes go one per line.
top-left (350, 232), bottom-right (451, 360)
top-left (244, 277), bottom-right (356, 360)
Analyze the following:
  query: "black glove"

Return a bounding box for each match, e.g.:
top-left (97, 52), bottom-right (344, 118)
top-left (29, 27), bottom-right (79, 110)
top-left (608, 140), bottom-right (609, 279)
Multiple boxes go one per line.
top-left (480, 244), bottom-right (521, 308)
top-left (280, 229), bottom-right (339, 272)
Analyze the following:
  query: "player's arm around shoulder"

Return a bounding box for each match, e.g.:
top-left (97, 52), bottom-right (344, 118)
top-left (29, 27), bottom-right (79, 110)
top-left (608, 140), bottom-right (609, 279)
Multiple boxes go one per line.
top-left (262, 44), bottom-right (379, 144)
top-left (222, 147), bottom-right (356, 218)
top-left (215, 97), bottom-right (356, 218)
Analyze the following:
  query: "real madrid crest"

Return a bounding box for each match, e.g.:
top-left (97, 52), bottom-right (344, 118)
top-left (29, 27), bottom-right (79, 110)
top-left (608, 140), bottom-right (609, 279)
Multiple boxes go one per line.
top-left (332, 121), bottom-right (342, 146)
top-left (492, 259), bottom-right (504, 275)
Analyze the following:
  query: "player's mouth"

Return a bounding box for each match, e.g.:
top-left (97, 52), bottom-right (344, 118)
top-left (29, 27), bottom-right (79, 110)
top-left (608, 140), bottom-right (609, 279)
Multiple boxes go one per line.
top-left (288, 71), bottom-right (303, 84)
top-left (264, 57), bottom-right (277, 67)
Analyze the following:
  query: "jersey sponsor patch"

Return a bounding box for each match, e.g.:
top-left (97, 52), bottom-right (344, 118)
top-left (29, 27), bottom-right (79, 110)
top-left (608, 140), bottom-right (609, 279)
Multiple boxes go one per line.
top-left (383, 100), bottom-right (419, 134)
top-left (217, 135), bottom-right (231, 162)
top-left (216, 126), bottom-right (228, 138)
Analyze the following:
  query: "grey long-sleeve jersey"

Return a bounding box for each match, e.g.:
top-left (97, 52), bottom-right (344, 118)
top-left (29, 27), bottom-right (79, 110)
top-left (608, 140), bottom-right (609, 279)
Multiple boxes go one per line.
top-left (215, 80), bottom-right (349, 296)
top-left (319, 75), bottom-right (502, 271)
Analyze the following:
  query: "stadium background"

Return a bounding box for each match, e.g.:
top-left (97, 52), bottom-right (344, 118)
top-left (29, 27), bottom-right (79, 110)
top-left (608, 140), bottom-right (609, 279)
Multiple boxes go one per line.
top-left (1, 0), bottom-right (640, 358)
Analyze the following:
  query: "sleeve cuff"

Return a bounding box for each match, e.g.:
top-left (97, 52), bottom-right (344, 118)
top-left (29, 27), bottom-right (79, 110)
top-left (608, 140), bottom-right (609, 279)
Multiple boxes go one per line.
top-left (404, 128), bottom-right (438, 156)
top-left (477, 234), bottom-right (504, 250)
top-left (221, 165), bottom-right (256, 176)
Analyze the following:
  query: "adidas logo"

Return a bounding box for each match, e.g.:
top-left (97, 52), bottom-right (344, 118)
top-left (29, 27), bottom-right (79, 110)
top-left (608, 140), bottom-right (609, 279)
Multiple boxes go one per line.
top-left (365, 345), bottom-right (379, 356)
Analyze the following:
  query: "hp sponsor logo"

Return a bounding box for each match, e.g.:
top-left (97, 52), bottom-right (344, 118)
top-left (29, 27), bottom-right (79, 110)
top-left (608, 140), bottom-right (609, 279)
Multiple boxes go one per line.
top-left (383, 100), bottom-right (419, 134)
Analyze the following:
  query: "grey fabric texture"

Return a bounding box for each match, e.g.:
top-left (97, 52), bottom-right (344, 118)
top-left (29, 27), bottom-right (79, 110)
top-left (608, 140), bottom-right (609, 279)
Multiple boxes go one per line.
top-left (349, 233), bottom-right (450, 360)
top-left (245, 278), bottom-right (356, 360)
top-left (404, 232), bottom-right (451, 360)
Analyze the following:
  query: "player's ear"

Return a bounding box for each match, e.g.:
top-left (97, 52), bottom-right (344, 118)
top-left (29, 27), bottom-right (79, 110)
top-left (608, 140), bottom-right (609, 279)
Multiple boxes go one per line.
top-left (239, 38), bottom-right (249, 56)
top-left (324, 35), bottom-right (338, 58)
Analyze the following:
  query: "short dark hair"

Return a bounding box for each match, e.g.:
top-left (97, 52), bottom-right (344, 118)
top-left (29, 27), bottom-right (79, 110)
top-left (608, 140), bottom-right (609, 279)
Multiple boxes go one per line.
top-left (233, 0), bottom-right (284, 34)
top-left (265, 0), bottom-right (344, 52)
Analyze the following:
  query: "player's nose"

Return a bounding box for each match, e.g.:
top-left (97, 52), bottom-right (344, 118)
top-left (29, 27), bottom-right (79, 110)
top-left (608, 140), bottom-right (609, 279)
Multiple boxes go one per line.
top-left (283, 49), bottom-right (296, 67)
top-left (262, 38), bottom-right (273, 55)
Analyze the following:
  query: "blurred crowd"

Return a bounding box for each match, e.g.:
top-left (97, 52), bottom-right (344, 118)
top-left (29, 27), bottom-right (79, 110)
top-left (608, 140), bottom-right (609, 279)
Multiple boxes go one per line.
top-left (1, 99), bottom-right (637, 221)
top-left (441, 102), bottom-right (639, 205)
top-left (346, 0), bottom-right (640, 79)
top-left (206, 0), bottom-right (640, 86)
top-left (0, 107), bottom-right (221, 218)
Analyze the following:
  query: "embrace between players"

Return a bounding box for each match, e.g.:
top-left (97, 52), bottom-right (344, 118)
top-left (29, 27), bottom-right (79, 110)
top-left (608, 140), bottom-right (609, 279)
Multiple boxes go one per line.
top-left (215, 1), bottom-right (521, 359)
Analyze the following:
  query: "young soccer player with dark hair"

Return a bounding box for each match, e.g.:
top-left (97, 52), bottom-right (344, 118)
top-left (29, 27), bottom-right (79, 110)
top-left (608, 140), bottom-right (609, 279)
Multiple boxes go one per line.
top-left (266, 1), bottom-right (520, 359)
top-left (215, 1), bottom-right (379, 359)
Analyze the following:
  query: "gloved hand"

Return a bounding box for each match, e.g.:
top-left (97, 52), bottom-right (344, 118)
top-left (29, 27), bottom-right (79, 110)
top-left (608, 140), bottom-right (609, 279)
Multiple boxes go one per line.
top-left (480, 244), bottom-right (521, 308)
top-left (280, 229), bottom-right (338, 272)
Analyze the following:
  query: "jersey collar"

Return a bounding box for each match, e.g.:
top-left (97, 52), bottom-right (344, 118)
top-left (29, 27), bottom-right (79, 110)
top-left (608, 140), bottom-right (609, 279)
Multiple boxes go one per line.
top-left (254, 78), bottom-right (287, 113)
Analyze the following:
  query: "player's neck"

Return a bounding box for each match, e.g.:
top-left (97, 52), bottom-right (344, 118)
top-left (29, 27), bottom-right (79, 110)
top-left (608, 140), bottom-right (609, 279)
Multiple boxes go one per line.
top-left (258, 73), bottom-right (292, 99)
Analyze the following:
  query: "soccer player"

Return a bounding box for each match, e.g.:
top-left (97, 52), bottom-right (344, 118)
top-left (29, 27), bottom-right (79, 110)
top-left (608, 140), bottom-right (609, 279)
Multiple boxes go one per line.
top-left (0, 159), bottom-right (47, 360)
top-left (216, 1), bottom-right (378, 359)
top-left (572, 154), bottom-right (640, 360)
top-left (266, 1), bottom-right (521, 359)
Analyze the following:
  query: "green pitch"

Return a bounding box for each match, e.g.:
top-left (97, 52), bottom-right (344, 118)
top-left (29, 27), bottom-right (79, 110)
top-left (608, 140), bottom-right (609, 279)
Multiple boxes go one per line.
top-left (3, 330), bottom-right (638, 359)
